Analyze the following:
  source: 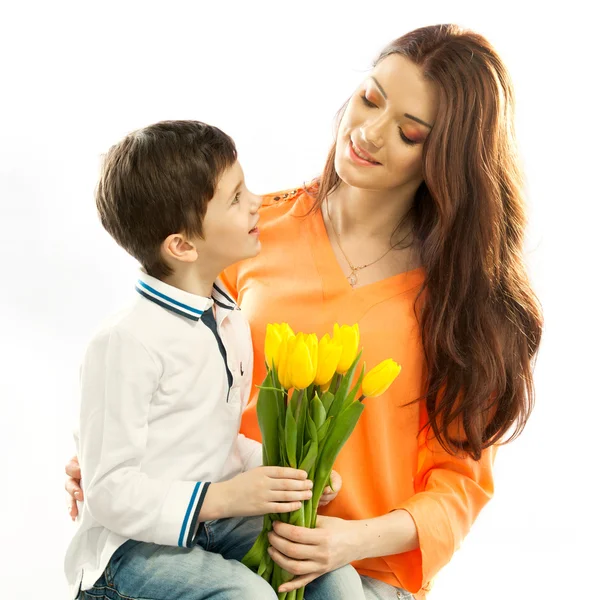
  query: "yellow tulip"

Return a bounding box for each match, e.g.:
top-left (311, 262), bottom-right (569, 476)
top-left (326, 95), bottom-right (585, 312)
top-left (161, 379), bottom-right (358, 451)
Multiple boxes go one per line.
top-left (333, 323), bottom-right (360, 373)
top-left (287, 333), bottom-right (318, 390)
top-left (264, 323), bottom-right (283, 369)
top-left (276, 322), bottom-right (295, 340)
top-left (362, 359), bottom-right (402, 397)
top-left (277, 334), bottom-right (294, 389)
top-left (306, 333), bottom-right (318, 369)
top-left (314, 334), bottom-right (343, 386)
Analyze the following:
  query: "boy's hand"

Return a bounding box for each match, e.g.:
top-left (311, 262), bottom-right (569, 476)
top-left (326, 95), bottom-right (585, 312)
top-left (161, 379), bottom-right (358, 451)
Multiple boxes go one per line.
top-left (213, 467), bottom-right (313, 519)
top-left (318, 470), bottom-right (342, 507)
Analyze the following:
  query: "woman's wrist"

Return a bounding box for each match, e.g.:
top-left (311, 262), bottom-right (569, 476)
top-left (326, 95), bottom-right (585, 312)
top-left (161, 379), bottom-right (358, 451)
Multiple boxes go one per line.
top-left (347, 509), bottom-right (420, 562)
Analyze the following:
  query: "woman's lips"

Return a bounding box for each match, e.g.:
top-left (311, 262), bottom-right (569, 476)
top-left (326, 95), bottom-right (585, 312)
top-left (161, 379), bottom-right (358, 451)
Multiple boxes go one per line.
top-left (348, 140), bottom-right (381, 166)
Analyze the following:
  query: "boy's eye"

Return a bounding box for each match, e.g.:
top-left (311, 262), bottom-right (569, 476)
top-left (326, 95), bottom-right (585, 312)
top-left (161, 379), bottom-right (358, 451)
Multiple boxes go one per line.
top-left (232, 192), bottom-right (241, 205)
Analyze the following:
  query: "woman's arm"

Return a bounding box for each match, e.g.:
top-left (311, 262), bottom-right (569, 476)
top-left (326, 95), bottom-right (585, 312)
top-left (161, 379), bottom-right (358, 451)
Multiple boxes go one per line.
top-left (268, 435), bottom-right (495, 594)
top-left (267, 508), bottom-right (419, 593)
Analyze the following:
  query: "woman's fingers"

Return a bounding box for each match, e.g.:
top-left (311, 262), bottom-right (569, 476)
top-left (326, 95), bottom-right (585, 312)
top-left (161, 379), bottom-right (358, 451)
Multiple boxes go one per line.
top-left (67, 495), bottom-right (78, 521)
top-left (278, 572), bottom-right (320, 594)
top-left (65, 476), bottom-right (83, 500)
top-left (318, 489), bottom-right (335, 506)
top-left (65, 456), bottom-right (81, 480)
top-left (65, 456), bottom-right (83, 521)
top-left (267, 544), bottom-right (319, 576)
top-left (329, 470), bottom-right (342, 492)
top-left (268, 530), bottom-right (315, 561)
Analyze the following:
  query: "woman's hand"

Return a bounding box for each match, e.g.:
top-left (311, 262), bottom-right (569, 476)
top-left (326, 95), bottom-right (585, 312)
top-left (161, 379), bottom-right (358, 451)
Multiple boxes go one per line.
top-left (267, 515), bottom-right (360, 593)
top-left (318, 469), bottom-right (342, 507)
top-left (65, 455), bottom-right (83, 520)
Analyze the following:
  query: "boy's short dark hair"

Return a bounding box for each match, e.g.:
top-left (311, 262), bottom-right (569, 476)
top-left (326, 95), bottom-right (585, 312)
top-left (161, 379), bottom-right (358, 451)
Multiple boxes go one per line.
top-left (96, 120), bottom-right (237, 279)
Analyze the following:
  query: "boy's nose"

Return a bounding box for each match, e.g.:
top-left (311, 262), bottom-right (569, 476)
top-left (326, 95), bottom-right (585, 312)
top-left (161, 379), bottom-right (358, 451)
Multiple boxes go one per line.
top-left (249, 193), bottom-right (262, 212)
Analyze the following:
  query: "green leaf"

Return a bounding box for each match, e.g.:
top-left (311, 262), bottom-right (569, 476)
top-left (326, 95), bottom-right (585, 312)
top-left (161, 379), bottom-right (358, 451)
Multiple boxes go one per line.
top-left (285, 404), bottom-right (298, 468)
top-left (321, 390), bottom-right (335, 413)
top-left (310, 394), bottom-right (327, 430)
top-left (241, 528), bottom-right (268, 570)
top-left (327, 350), bottom-right (363, 419)
top-left (342, 362), bottom-right (366, 411)
top-left (257, 552), bottom-right (269, 578)
top-left (301, 439), bottom-right (311, 462)
top-left (317, 416), bottom-right (332, 443)
top-left (307, 413), bottom-right (318, 444)
top-left (313, 401), bottom-right (365, 515)
top-left (256, 370), bottom-right (283, 466)
top-left (295, 389), bottom-right (308, 460)
top-left (298, 439), bottom-right (318, 473)
top-left (278, 420), bottom-right (287, 467)
top-left (288, 389), bottom-right (298, 417)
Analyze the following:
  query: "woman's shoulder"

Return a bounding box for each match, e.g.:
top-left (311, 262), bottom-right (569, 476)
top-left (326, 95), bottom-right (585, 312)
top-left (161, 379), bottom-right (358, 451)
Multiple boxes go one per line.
top-left (260, 180), bottom-right (319, 210)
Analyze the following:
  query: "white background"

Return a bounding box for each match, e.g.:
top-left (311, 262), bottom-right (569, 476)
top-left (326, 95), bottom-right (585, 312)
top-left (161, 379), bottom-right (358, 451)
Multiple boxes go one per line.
top-left (1, 1), bottom-right (598, 598)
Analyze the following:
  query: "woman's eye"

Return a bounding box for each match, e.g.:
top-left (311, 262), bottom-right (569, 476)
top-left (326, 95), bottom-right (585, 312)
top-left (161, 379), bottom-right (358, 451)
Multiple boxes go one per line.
top-left (360, 95), bottom-right (377, 108)
top-left (399, 129), bottom-right (418, 146)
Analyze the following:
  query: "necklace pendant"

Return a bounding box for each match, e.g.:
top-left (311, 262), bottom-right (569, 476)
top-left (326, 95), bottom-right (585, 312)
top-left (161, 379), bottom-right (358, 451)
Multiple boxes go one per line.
top-left (348, 271), bottom-right (358, 287)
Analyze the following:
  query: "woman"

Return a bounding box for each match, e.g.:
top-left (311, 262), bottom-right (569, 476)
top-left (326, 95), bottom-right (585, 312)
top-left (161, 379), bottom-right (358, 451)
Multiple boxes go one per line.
top-left (66, 24), bottom-right (542, 599)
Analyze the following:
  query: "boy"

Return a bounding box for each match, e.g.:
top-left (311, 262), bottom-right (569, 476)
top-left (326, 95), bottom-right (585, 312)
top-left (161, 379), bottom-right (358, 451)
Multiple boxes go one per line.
top-left (64, 121), bottom-right (318, 599)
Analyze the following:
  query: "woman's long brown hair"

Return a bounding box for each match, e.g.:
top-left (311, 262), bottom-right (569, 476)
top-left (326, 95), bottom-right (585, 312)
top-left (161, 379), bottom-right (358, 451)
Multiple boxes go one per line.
top-left (313, 24), bottom-right (543, 460)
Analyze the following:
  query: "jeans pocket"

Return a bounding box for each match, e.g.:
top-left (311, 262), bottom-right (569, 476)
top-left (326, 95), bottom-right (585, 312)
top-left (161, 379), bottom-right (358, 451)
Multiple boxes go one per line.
top-left (105, 539), bottom-right (140, 585)
top-left (78, 573), bottom-right (108, 599)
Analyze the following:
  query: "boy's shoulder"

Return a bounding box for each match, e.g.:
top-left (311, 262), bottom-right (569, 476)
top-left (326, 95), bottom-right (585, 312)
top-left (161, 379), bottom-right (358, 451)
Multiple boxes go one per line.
top-left (83, 300), bottom-right (161, 359)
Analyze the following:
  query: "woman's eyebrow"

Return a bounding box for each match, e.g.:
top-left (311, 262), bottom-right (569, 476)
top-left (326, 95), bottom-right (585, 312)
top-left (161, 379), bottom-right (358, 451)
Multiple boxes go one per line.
top-left (405, 114), bottom-right (433, 129)
top-left (369, 76), bottom-right (388, 99)
top-left (369, 76), bottom-right (434, 129)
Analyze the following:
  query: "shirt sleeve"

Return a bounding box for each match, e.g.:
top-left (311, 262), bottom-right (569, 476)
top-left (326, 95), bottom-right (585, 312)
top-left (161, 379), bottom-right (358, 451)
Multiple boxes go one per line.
top-left (236, 434), bottom-right (263, 471)
top-left (386, 426), bottom-right (496, 593)
top-left (79, 326), bottom-right (210, 548)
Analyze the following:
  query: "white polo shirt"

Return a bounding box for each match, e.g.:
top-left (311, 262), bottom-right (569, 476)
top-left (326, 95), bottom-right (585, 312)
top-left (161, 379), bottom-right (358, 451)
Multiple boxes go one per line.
top-left (64, 272), bottom-right (262, 598)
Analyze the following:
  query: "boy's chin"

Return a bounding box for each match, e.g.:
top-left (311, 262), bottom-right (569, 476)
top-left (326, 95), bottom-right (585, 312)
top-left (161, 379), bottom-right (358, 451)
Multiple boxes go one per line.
top-left (232, 240), bottom-right (261, 264)
top-left (247, 239), bottom-right (262, 258)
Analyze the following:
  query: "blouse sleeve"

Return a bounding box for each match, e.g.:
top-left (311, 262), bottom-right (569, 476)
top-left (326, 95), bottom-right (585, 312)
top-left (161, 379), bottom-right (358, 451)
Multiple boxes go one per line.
top-left (387, 420), bottom-right (497, 593)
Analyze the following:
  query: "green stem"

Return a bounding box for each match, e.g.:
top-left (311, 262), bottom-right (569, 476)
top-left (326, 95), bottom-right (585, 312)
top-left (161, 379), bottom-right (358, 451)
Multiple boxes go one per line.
top-left (333, 372), bottom-right (342, 394)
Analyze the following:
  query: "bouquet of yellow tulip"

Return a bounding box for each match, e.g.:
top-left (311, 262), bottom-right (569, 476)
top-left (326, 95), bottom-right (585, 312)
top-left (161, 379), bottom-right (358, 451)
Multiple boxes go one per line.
top-left (242, 323), bottom-right (401, 600)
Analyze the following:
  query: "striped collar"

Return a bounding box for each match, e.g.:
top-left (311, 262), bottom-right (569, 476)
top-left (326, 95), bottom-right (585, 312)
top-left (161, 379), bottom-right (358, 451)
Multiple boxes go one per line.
top-left (135, 272), bottom-right (237, 322)
top-left (136, 272), bottom-right (213, 322)
top-left (211, 281), bottom-right (237, 311)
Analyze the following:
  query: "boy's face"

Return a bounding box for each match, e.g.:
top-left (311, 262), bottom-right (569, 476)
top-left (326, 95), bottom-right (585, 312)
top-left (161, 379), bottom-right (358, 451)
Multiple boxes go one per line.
top-left (197, 160), bottom-right (261, 270)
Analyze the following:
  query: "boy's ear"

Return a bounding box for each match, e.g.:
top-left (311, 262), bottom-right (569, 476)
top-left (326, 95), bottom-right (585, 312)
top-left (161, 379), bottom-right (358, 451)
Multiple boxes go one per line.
top-left (161, 233), bottom-right (198, 263)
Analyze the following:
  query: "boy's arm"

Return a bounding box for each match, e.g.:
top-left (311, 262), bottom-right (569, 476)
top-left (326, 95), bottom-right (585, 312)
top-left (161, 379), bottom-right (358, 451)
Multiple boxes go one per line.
top-left (237, 434), bottom-right (263, 471)
top-left (79, 326), bottom-right (210, 548)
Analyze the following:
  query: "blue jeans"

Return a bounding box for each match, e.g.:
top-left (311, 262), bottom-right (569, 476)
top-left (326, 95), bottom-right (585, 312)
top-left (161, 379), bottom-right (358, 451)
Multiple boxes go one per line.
top-left (360, 575), bottom-right (415, 600)
top-left (79, 515), bottom-right (364, 599)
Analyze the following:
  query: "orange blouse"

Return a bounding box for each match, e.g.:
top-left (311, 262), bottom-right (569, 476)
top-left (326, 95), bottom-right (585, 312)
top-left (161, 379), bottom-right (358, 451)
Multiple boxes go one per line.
top-left (221, 187), bottom-right (495, 598)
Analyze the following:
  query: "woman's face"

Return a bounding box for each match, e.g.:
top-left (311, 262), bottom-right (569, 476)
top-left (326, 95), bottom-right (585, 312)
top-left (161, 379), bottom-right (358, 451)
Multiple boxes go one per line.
top-left (334, 53), bottom-right (438, 193)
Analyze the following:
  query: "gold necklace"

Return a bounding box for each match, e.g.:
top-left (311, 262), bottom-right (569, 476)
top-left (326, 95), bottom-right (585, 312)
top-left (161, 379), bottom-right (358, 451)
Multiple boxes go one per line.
top-left (325, 198), bottom-right (394, 288)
